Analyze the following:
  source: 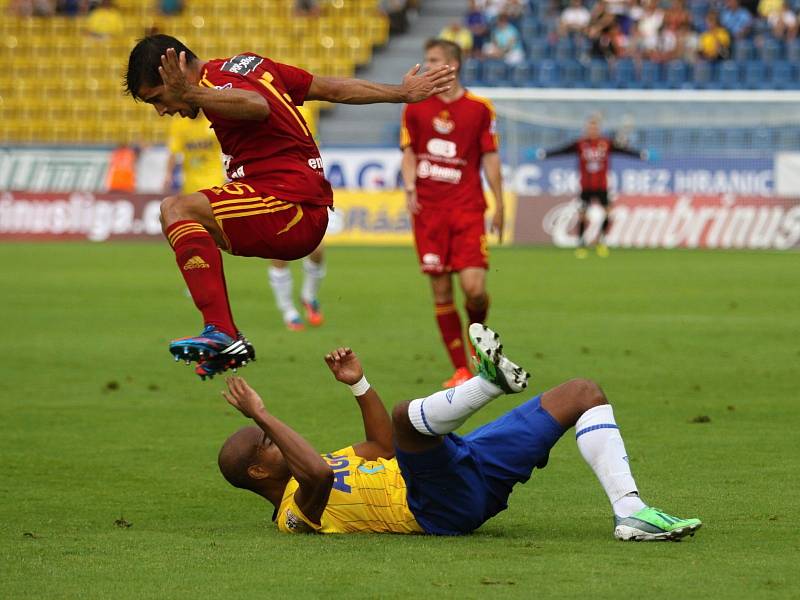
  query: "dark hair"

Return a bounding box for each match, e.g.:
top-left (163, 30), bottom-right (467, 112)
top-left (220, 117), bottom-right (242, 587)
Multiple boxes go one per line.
top-left (124, 34), bottom-right (198, 100)
top-left (424, 38), bottom-right (462, 72)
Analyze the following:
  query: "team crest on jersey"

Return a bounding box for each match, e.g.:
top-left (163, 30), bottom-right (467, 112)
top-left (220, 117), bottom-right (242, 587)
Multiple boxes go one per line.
top-left (221, 54), bottom-right (264, 76)
top-left (432, 110), bottom-right (455, 135)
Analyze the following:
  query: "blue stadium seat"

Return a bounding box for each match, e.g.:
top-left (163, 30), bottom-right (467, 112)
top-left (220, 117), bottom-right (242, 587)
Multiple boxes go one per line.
top-left (510, 61), bottom-right (534, 86)
top-left (698, 129), bottom-right (723, 149)
top-left (759, 37), bottom-right (783, 62)
top-left (733, 39), bottom-right (754, 61)
top-left (777, 128), bottom-right (800, 149)
top-left (664, 61), bottom-right (689, 89)
top-left (462, 58), bottom-right (481, 86)
top-left (717, 61), bottom-right (742, 89)
top-left (743, 60), bottom-right (768, 89)
top-left (611, 58), bottom-right (637, 88)
top-left (587, 59), bottom-right (610, 88)
top-left (536, 60), bottom-right (560, 88)
top-left (725, 128), bottom-right (750, 148)
top-left (692, 60), bottom-right (713, 89)
top-left (671, 129), bottom-right (696, 150)
top-left (771, 61), bottom-right (796, 89)
top-left (482, 60), bottom-right (509, 87)
top-left (526, 38), bottom-right (549, 61)
top-left (559, 59), bottom-right (585, 88)
top-left (553, 37), bottom-right (575, 61)
top-left (787, 39), bottom-right (800, 62)
top-left (640, 61), bottom-right (661, 89)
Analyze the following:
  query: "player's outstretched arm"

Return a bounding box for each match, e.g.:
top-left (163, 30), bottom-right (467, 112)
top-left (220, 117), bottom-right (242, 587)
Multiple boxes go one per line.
top-left (222, 376), bottom-right (333, 522)
top-left (611, 141), bottom-right (648, 160)
top-left (538, 141), bottom-right (579, 159)
top-left (325, 348), bottom-right (394, 460)
top-left (401, 146), bottom-right (420, 215)
top-left (160, 49), bottom-right (270, 121)
top-left (306, 64), bottom-right (456, 104)
top-left (482, 151), bottom-right (505, 242)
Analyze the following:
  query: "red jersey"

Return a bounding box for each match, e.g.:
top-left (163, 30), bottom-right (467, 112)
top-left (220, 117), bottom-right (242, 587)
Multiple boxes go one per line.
top-left (545, 136), bottom-right (641, 192)
top-left (199, 54), bottom-right (332, 206)
top-left (400, 91), bottom-right (498, 212)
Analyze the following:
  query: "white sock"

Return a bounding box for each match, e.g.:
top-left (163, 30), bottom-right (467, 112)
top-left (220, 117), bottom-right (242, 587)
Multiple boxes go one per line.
top-left (267, 266), bottom-right (299, 323)
top-left (575, 404), bottom-right (646, 518)
top-left (407, 376), bottom-right (503, 436)
top-left (300, 258), bottom-right (326, 305)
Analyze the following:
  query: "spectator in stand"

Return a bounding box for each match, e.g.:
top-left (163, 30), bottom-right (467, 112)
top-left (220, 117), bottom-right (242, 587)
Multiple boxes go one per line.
top-left (485, 12), bottom-right (525, 65)
top-left (158, 0), bottom-right (183, 16)
top-left (654, 0), bottom-right (695, 62)
top-left (466, 0), bottom-right (490, 56)
top-left (502, 0), bottom-right (525, 28)
top-left (720, 0), bottom-right (754, 39)
top-left (9, 0), bottom-right (55, 15)
top-left (559, 0), bottom-right (592, 38)
top-left (56, 0), bottom-right (87, 15)
top-left (382, 0), bottom-right (410, 34)
top-left (480, 0), bottom-right (505, 22)
top-left (439, 19), bottom-right (474, 53)
top-left (664, 0), bottom-right (691, 31)
top-left (587, 0), bottom-right (618, 57)
top-left (635, 0), bottom-right (665, 60)
top-left (763, 0), bottom-right (798, 40)
top-left (86, 0), bottom-right (123, 38)
top-left (294, 0), bottom-right (321, 17)
top-left (698, 11), bottom-right (731, 60)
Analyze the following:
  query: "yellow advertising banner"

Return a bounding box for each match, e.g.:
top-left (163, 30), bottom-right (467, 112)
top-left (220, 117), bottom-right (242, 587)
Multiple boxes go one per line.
top-left (325, 190), bottom-right (517, 246)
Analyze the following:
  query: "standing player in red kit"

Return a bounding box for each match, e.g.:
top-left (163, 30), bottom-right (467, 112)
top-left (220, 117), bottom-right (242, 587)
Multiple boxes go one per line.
top-left (124, 34), bottom-right (455, 380)
top-left (539, 117), bottom-right (647, 258)
top-left (400, 39), bottom-right (505, 388)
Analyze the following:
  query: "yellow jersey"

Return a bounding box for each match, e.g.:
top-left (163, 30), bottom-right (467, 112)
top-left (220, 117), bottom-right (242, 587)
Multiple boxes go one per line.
top-left (167, 113), bottom-right (226, 193)
top-left (275, 446), bottom-right (423, 534)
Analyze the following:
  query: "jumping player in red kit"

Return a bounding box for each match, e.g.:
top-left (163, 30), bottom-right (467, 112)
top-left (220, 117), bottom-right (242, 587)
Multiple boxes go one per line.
top-left (400, 39), bottom-right (505, 388)
top-left (539, 117), bottom-right (647, 258)
top-left (124, 34), bottom-right (455, 380)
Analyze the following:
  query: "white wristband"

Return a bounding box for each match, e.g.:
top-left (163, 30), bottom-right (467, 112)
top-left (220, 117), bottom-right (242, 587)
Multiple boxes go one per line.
top-left (349, 376), bottom-right (370, 397)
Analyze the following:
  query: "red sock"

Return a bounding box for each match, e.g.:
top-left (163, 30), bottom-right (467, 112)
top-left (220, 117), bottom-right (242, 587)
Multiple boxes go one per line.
top-left (465, 294), bottom-right (490, 326)
top-left (166, 220), bottom-right (237, 338)
top-left (435, 303), bottom-right (468, 370)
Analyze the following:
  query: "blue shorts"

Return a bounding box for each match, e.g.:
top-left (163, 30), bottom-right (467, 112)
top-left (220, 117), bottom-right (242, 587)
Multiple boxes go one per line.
top-left (395, 395), bottom-right (565, 536)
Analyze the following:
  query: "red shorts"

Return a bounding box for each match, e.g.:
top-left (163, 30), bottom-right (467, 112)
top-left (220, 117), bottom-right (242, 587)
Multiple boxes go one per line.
top-left (413, 209), bottom-right (488, 274)
top-left (200, 181), bottom-right (329, 260)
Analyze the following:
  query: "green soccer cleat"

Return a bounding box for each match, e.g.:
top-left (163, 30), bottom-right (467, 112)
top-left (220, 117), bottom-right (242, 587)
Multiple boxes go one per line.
top-left (614, 507), bottom-right (702, 541)
top-left (467, 324), bottom-right (530, 394)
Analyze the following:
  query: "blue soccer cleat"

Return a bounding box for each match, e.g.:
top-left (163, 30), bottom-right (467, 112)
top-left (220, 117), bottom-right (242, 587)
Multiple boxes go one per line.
top-left (169, 326), bottom-right (256, 380)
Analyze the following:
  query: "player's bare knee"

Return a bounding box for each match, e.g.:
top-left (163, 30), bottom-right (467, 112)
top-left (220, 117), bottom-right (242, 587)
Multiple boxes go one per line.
top-left (570, 378), bottom-right (607, 413)
top-left (464, 289), bottom-right (488, 308)
top-left (160, 195), bottom-right (182, 226)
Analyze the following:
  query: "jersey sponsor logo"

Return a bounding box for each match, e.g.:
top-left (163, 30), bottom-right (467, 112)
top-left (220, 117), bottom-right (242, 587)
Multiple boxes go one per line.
top-left (432, 110), bottom-right (455, 135)
top-left (221, 54), bottom-right (264, 76)
top-left (307, 157), bottom-right (324, 170)
top-left (284, 508), bottom-right (315, 533)
top-left (417, 160), bottom-right (463, 184)
top-left (230, 165), bottom-right (245, 179)
top-left (214, 83), bottom-right (233, 90)
top-left (426, 138), bottom-right (457, 159)
top-left (182, 255), bottom-right (209, 270)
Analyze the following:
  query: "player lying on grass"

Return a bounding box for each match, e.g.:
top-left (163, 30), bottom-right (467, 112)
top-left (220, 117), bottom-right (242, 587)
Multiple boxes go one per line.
top-left (124, 34), bottom-right (455, 380)
top-left (218, 325), bottom-right (701, 540)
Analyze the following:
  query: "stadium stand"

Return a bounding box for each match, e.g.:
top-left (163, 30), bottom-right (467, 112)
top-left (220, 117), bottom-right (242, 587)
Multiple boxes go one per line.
top-left (457, 0), bottom-right (800, 90)
top-left (0, 0), bottom-right (389, 145)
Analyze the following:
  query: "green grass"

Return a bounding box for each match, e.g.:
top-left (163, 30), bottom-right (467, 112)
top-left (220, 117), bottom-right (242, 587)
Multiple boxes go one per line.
top-left (1, 243), bottom-right (798, 599)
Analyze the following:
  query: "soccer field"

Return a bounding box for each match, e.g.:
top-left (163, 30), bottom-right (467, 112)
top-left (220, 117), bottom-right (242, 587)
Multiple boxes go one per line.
top-left (1, 243), bottom-right (797, 599)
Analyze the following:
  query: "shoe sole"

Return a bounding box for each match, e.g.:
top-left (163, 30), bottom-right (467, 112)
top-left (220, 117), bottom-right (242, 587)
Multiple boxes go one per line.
top-left (171, 337), bottom-right (256, 380)
top-left (468, 324), bottom-right (530, 393)
top-left (615, 522), bottom-right (702, 542)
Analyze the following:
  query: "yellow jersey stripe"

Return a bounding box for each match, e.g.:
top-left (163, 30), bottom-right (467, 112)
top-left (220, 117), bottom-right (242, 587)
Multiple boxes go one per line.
top-left (212, 200), bottom-right (289, 215)
top-left (215, 204), bottom-right (294, 220)
top-left (277, 205), bottom-right (303, 235)
top-left (258, 71), bottom-right (310, 137)
top-left (210, 195), bottom-right (272, 208)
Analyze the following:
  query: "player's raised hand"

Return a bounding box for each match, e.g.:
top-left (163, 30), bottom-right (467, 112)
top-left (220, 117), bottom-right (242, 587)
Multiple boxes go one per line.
top-left (222, 376), bottom-right (267, 419)
top-left (324, 347), bottom-right (364, 385)
top-left (401, 64), bottom-right (456, 103)
top-left (158, 48), bottom-right (191, 104)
